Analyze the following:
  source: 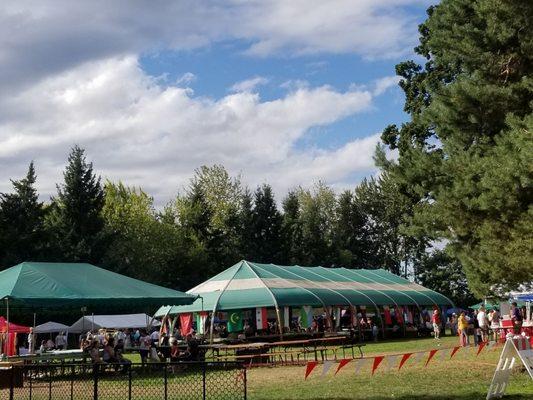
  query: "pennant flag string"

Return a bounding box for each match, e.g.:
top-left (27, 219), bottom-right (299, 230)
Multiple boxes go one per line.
top-left (335, 359), bottom-right (351, 375)
top-left (398, 352), bottom-right (413, 370)
top-left (450, 346), bottom-right (461, 359)
top-left (425, 349), bottom-right (439, 367)
top-left (305, 361), bottom-right (318, 380)
top-left (372, 356), bottom-right (385, 375)
top-left (476, 342), bottom-right (486, 356)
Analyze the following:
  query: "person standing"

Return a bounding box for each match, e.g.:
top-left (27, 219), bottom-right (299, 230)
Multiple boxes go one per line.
top-left (55, 331), bottom-right (67, 350)
top-left (510, 302), bottom-right (523, 333)
top-left (477, 307), bottom-right (489, 343)
top-left (432, 307), bottom-right (441, 343)
top-left (27, 328), bottom-right (35, 354)
top-left (458, 312), bottom-right (469, 346)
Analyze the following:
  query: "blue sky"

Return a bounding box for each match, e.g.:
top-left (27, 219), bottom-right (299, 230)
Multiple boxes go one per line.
top-left (0, 1), bottom-right (432, 203)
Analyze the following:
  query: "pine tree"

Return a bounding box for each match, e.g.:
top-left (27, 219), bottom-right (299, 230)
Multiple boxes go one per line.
top-left (45, 146), bottom-right (106, 262)
top-left (251, 184), bottom-right (283, 263)
top-left (0, 162), bottom-right (46, 268)
top-left (379, 0), bottom-right (533, 295)
top-left (280, 191), bottom-right (304, 264)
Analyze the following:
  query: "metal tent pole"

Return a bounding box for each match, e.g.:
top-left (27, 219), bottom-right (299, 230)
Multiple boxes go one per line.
top-left (5, 298), bottom-right (9, 357)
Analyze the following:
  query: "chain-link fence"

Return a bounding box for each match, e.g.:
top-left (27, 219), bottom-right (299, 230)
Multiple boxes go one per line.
top-left (1, 362), bottom-right (246, 400)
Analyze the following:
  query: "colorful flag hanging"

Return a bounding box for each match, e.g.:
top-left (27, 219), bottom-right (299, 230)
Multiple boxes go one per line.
top-left (372, 356), bottom-right (385, 375)
top-left (305, 361), bottom-right (318, 379)
top-left (398, 353), bottom-right (413, 370)
top-left (255, 307), bottom-right (268, 330)
top-left (300, 306), bottom-right (313, 328)
top-left (196, 311), bottom-right (208, 334)
top-left (383, 306), bottom-right (392, 325)
top-left (321, 360), bottom-right (335, 377)
top-left (227, 310), bottom-right (243, 332)
top-left (425, 349), bottom-right (438, 367)
top-left (283, 306), bottom-right (290, 328)
top-left (335, 359), bottom-right (351, 375)
top-left (179, 313), bottom-right (193, 336)
top-left (395, 307), bottom-right (404, 325)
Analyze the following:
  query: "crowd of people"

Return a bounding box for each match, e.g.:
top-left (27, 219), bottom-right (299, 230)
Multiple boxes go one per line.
top-left (78, 327), bottom-right (202, 368)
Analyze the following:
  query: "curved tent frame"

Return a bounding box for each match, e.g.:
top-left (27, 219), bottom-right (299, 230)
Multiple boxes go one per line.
top-left (156, 261), bottom-right (454, 339)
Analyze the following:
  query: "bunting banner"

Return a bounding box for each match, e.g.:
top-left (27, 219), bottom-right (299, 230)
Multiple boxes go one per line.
top-left (398, 353), bottom-right (413, 370)
top-left (477, 342), bottom-right (486, 356)
top-left (425, 349), bottom-right (438, 367)
top-left (302, 343), bottom-right (504, 380)
top-left (305, 361), bottom-right (318, 379)
top-left (335, 359), bottom-right (351, 375)
top-left (321, 360), bottom-right (335, 377)
top-left (372, 356), bottom-right (385, 375)
top-left (255, 307), bottom-right (268, 330)
top-left (450, 346), bottom-right (461, 359)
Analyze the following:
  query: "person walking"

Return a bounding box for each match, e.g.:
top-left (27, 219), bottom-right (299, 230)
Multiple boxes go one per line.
top-left (477, 307), bottom-right (489, 343)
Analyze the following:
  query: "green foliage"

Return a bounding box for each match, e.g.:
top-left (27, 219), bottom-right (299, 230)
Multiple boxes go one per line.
top-left (0, 162), bottom-right (46, 268)
top-left (379, 0), bottom-right (533, 296)
top-left (45, 146), bottom-right (106, 263)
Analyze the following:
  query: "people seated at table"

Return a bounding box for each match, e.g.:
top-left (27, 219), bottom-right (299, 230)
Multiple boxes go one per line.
top-left (180, 333), bottom-right (200, 361)
top-left (114, 339), bottom-right (132, 371)
top-left (89, 340), bottom-right (103, 364)
top-left (102, 337), bottom-right (118, 363)
top-left (169, 338), bottom-right (180, 362)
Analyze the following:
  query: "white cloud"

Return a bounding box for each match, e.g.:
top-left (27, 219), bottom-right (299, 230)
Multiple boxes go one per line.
top-left (0, 57), bottom-right (383, 204)
top-left (230, 76), bottom-right (269, 93)
top-left (373, 75), bottom-right (401, 96)
top-left (0, 1), bottom-right (426, 93)
top-left (176, 72), bottom-right (197, 86)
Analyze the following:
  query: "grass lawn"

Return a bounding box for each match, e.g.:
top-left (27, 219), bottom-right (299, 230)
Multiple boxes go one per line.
top-left (246, 336), bottom-right (533, 400)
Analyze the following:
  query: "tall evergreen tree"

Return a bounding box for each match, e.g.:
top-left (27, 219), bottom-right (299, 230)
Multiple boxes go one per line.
top-left (250, 184), bottom-right (283, 263)
top-left (280, 191), bottom-right (304, 264)
top-left (238, 189), bottom-right (255, 259)
top-left (45, 146), bottom-right (106, 263)
top-left (379, 0), bottom-right (533, 295)
top-left (0, 162), bottom-right (46, 268)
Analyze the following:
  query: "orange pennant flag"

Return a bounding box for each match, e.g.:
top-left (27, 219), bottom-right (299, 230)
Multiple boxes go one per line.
top-left (450, 346), bottom-right (461, 359)
top-left (305, 361), bottom-right (318, 379)
top-left (335, 359), bottom-right (352, 375)
top-left (371, 356), bottom-right (385, 375)
top-left (425, 349), bottom-right (438, 367)
top-left (398, 352), bottom-right (413, 370)
top-left (476, 342), bottom-right (486, 356)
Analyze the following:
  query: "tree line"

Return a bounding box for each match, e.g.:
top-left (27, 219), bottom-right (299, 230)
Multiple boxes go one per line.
top-left (0, 148), bottom-right (474, 306)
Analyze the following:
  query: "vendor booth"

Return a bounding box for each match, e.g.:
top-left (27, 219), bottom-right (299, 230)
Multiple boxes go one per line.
top-left (68, 313), bottom-right (160, 333)
top-left (0, 317), bottom-right (30, 356)
top-left (0, 262), bottom-right (196, 358)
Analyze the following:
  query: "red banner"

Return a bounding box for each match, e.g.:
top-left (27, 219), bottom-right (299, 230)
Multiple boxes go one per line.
top-left (398, 352), bottom-right (413, 370)
top-left (425, 349), bottom-right (438, 367)
top-left (179, 313), bottom-right (193, 336)
top-left (372, 356), bottom-right (384, 375)
top-left (305, 361), bottom-right (318, 379)
top-left (476, 342), bottom-right (486, 356)
top-left (450, 346), bottom-right (461, 359)
top-left (335, 359), bottom-right (351, 375)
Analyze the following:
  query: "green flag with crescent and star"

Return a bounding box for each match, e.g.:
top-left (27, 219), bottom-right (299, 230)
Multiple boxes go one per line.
top-left (227, 310), bottom-right (243, 332)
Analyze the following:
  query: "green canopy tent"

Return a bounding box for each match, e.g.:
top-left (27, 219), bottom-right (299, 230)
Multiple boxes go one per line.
top-left (155, 260), bottom-right (453, 340)
top-left (0, 262), bottom-right (196, 349)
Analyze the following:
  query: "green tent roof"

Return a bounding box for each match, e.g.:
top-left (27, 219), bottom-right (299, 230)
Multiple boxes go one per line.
top-left (0, 262), bottom-right (196, 309)
top-left (155, 261), bottom-right (453, 316)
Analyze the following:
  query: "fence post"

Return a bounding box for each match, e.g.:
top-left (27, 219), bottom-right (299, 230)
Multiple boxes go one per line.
top-left (243, 367), bottom-right (247, 400)
top-left (93, 364), bottom-right (98, 400)
top-left (9, 366), bottom-right (14, 400)
top-left (164, 363), bottom-right (168, 400)
top-left (128, 365), bottom-right (132, 400)
top-left (202, 363), bottom-right (206, 400)
top-left (49, 367), bottom-right (52, 400)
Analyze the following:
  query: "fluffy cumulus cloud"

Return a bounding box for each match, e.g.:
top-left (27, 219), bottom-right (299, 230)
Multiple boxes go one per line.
top-left (0, 0), bottom-right (425, 93)
top-left (0, 57), bottom-right (383, 202)
top-left (0, 1), bottom-right (415, 203)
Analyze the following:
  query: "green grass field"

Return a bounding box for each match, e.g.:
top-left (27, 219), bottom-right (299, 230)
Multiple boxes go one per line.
top-left (245, 336), bottom-right (533, 400)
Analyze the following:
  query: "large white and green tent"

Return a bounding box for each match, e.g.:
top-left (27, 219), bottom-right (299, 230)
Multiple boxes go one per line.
top-left (155, 260), bottom-right (453, 318)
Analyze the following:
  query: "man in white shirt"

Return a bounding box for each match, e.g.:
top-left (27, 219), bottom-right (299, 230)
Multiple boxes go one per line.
top-left (150, 329), bottom-right (160, 345)
top-left (477, 307), bottom-right (489, 343)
